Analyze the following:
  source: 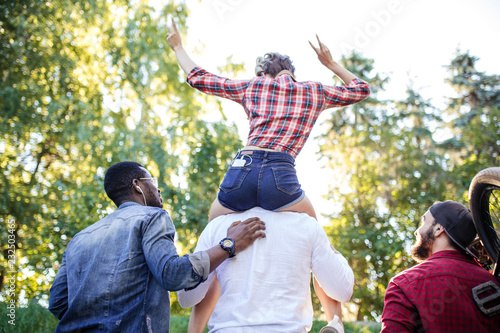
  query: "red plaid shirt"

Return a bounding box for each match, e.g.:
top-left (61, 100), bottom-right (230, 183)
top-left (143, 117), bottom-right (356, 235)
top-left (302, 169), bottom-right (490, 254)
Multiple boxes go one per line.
top-left (187, 67), bottom-right (370, 158)
top-left (381, 250), bottom-right (500, 332)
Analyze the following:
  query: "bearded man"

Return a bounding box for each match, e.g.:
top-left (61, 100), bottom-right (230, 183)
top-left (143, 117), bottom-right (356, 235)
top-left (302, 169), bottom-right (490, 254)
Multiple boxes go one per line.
top-left (380, 200), bottom-right (500, 332)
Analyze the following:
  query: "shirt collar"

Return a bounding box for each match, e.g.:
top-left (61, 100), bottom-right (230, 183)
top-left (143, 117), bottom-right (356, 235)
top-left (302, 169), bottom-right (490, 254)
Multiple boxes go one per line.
top-left (427, 250), bottom-right (477, 265)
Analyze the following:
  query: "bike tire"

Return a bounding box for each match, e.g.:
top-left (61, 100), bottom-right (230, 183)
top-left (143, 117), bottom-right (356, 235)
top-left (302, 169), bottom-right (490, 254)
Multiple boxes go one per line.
top-left (469, 167), bottom-right (500, 264)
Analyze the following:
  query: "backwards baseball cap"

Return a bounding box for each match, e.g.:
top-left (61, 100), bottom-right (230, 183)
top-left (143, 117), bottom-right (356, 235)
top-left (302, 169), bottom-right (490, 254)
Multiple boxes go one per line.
top-left (429, 200), bottom-right (477, 253)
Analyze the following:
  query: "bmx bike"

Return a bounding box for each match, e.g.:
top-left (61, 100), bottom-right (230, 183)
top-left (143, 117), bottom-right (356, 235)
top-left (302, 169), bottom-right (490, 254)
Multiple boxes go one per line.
top-left (468, 166), bottom-right (500, 276)
top-left (467, 166), bottom-right (500, 316)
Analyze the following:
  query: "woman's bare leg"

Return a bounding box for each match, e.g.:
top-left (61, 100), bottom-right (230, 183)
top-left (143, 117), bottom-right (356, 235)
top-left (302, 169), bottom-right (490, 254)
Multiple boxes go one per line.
top-left (208, 198), bottom-right (237, 222)
top-left (187, 273), bottom-right (221, 333)
top-left (278, 195), bottom-right (316, 219)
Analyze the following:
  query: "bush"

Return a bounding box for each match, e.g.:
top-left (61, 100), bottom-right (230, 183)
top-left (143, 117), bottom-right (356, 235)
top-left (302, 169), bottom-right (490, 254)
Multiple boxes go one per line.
top-left (0, 302), bottom-right (59, 333)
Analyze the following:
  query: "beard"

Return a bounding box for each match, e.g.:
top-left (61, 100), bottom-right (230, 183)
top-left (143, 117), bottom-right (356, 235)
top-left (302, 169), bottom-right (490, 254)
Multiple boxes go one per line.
top-left (146, 187), bottom-right (163, 208)
top-left (411, 226), bottom-right (436, 263)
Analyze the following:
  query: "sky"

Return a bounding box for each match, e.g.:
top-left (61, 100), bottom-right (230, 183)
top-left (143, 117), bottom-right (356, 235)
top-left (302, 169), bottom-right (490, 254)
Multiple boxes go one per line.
top-left (179, 0), bottom-right (500, 222)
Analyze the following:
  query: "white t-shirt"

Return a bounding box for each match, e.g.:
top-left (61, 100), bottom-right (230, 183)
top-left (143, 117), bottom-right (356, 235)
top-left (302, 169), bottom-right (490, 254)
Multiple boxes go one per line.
top-left (177, 207), bottom-right (354, 332)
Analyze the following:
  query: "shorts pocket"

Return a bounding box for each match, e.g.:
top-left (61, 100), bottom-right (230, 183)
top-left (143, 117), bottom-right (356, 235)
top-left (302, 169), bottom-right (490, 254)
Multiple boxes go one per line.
top-left (220, 167), bottom-right (251, 193)
top-left (272, 166), bottom-right (300, 195)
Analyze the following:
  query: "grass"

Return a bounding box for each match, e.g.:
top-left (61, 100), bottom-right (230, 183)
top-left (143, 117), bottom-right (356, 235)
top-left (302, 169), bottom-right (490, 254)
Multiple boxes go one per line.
top-left (170, 317), bottom-right (381, 333)
top-left (0, 303), bottom-right (381, 333)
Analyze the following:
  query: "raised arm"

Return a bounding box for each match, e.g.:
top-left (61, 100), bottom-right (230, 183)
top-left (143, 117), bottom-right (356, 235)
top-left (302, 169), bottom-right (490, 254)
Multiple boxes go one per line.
top-left (166, 18), bottom-right (197, 75)
top-left (309, 35), bottom-right (357, 84)
top-left (166, 18), bottom-right (249, 104)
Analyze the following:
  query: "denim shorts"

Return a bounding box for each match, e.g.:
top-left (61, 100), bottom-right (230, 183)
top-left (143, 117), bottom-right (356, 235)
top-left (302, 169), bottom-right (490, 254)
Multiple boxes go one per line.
top-left (217, 150), bottom-right (305, 212)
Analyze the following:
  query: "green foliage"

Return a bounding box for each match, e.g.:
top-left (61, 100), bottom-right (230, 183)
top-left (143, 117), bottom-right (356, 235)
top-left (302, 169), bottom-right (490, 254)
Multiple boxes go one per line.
top-left (0, 0), bottom-right (240, 304)
top-left (318, 49), bottom-right (499, 320)
top-left (319, 52), bottom-right (426, 320)
top-left (169, 315), bottom-right (196, 333)
top-left (2, 0), bottom-right (499, 325)
top-left (344, 321), bottom-right (382, 333)
top-left (443, 50), bottom-right (500, 199)
top-left (0, 302), bottom-right (59, 333)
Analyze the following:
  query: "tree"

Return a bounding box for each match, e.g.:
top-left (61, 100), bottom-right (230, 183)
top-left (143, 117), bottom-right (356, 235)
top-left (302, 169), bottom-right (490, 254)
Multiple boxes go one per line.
top-left (319, 53), bottom-right (448, 320)
top-left (441, 50), bottom-right (500, 199)
top-left (0, 0), bottom-right (241, 304)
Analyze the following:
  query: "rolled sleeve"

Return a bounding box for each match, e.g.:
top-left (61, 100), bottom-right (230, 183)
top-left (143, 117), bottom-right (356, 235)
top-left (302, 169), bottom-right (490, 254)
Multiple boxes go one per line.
top-left (177, 224), bottom-right (214, 307)
top-left (187, 250), bottom-right (210, 281)
top-left (142, 210), bottom-right (209, 291)
top-left (187, 66), bottom-right (250, 103)
top-left (322, 78), bottom-right (370, 109)
top-left (178, 271), bottom-right (216, 308)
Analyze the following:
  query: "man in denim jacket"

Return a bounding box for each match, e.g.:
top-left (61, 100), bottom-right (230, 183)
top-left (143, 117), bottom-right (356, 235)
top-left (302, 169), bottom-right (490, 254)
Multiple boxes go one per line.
top-left (49, 161), bottom-right (266, 332)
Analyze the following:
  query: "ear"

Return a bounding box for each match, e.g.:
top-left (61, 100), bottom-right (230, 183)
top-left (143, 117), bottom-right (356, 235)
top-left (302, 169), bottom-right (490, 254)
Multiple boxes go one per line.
top-left (131, 179), bottom-right (142, 193)
top-left (434, 225), bottom-right (445, 237)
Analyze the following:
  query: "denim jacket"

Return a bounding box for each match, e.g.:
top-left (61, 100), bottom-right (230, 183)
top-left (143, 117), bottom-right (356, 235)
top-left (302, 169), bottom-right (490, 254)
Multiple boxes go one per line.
top-left (49, 202), bottom-right (210, 332)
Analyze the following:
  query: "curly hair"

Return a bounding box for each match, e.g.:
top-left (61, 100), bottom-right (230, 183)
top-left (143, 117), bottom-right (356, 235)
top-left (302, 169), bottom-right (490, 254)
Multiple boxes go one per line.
top-left (104, 161), bottom-right (146, 206)
top-left (259, 52), bottom-right (295, 78)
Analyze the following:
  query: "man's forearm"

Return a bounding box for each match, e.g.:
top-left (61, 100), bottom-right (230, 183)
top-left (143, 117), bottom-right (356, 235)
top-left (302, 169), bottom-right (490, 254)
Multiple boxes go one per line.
top-left (174, 47), bottom-right (197, 76)
top-left (205, 245), bottom-right (230, 273)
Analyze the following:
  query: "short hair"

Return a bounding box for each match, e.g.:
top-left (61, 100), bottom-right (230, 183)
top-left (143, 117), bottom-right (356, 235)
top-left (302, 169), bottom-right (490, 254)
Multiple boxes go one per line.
top-left (261, 52), bottom-right (295, 78)
top-left (104, 161), bottom-right (146, 206)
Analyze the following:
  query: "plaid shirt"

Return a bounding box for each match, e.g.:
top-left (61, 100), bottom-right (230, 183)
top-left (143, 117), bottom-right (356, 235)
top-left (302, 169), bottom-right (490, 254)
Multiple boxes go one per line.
top-left (187, 67), bottom-right (370, 158)
top-left (381, 250), bottom-right (500, 333)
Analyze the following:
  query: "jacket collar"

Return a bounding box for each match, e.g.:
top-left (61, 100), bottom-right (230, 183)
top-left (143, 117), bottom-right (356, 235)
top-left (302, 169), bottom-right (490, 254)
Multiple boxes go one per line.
top-left (118, 201), bottom-right (142, 210)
